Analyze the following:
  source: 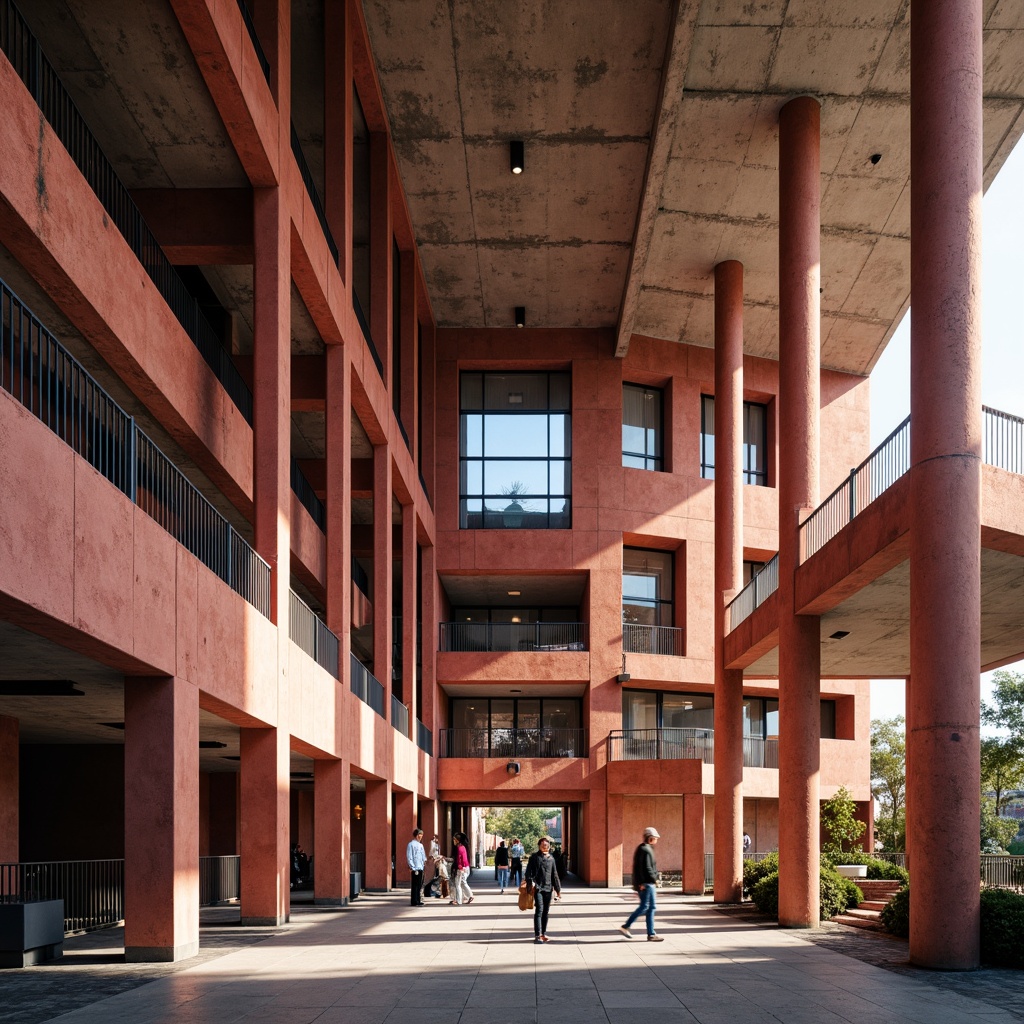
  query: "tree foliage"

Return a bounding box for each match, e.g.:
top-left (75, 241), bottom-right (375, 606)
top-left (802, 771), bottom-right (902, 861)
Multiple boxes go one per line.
top-left (981, 796), bottom-right (1020, 853)
top-left (821, 785), bottom-right (866, 861)
top-left (981, 737), bottom-right (1024, 814)
top-left (485, 806), bottom-right (556, 853)
top-left (871, 716), bottom-right (906, 851)
top-left (982, 669), bottom-right (1024, 740)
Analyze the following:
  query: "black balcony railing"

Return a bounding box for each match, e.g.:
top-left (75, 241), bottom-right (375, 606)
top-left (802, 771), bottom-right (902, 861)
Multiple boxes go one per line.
top-left (415, 717), bottom-right (433, 755)
top-left (350, 654), bottom-right (386, 718)
top-left (0, 1), bottom-right (254, 425)
top-left (291, 123), bottom-right (339, 265)
top-left (622, 623), bottom-right (683, 656)
top-left (234, 0), bottom-right (270, 83)
top-left (608, 728), bottom-right (713, 763)
top-left (439, 622), bottom-right (588, 653)
top-left (439, 727), bottom-right (585, 759)
top-left (352, 291), bottom-right (383, 379)
top-left (199, 855), bottom-right (240, 906)
top-left (351, 558), bottom-right (370, 599)
top-left (0, 859), bottom-right (124, 934)
top-left (290, 458), bottom-right (325, 530)
top-left (289, 590), bottom-right (339, 678)
top-left (1, 277), bottom-right (271, 616)
top-left (391, 694), bottom-right (409, 736)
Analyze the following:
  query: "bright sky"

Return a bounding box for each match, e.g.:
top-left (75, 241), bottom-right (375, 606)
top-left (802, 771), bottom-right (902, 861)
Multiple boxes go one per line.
top-left (867, 140), bottom-right (1024, 725)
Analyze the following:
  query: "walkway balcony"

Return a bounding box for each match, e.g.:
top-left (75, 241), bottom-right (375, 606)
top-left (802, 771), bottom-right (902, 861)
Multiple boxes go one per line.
top-left (439, 622), bottom-right (588, 652)
top-left (438, 727), bottom-right (586, 759)
top-left (607, 728), bottom-right (779, 768)
top-left (622, 623), bottom-right (682, 656)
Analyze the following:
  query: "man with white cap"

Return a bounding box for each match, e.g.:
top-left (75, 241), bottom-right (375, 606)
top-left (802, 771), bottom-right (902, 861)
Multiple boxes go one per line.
top-left (619, 826), bottom-right (664, 941)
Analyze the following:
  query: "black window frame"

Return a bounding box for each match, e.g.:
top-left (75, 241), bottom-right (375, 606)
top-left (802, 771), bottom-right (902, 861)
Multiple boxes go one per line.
top-left (622, 382), bottom-right (664, 471)
top-left (700, 394), bottom-right (769, 486)
top-left (622, 547), bottom-right (674, 629)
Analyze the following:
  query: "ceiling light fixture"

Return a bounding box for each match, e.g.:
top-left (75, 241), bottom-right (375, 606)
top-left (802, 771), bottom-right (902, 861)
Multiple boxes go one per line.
top-left (829, 630), bottom-right (851, 640)
top-left (510, 139), bottom-right (524, 174)
top-left (508, 590), bottom-right (521, 596)
top-left (514, 306), bottom-right (526, 328)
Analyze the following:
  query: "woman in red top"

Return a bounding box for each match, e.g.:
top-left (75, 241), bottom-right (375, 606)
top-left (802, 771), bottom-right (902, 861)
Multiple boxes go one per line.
top-left (450, 832), bottom-right (474, 905)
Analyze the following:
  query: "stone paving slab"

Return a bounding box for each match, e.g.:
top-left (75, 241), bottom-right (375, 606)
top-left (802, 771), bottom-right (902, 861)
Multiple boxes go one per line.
top-left (1, 883), bottom-right (1022, 1024)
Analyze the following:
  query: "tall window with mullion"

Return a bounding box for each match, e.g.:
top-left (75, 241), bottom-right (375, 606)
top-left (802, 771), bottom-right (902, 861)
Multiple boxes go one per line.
top-left (459, 371), bottom-right (571, 529)
top-left (700, 394), bottom-right (768, 485)
top-left (622, 548), bottom-right (673, 627)
top-left (622, 383), bottom-right (663, 470)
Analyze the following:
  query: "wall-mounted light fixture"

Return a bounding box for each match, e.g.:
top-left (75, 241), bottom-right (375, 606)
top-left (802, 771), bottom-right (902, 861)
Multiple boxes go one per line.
top-left (510, 140), bottom-right (524, 174)
top-left (353, 803), bottom-right (364, 820)
top-left (514, 306), bottom-right (526, 328)
top-left (506, 761), bottom-right (521, 776)
top-left (617, 653), bottom-right (630, 684)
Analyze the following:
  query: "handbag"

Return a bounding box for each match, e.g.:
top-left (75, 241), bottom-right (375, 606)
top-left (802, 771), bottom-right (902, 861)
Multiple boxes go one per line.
top-left (518, 883), bottom-right (534, 911)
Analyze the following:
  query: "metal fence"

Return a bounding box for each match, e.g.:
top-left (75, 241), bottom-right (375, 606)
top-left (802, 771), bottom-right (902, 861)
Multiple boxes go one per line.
top-left (800, 415), bottom-right (911, 561)
top-left (743, 735), bottom-right (779, 769)
top-left (350, 654), bottom-right (386, 717)
top-left (291, 123), bottom-right (339, 264)
top-left (983, 405), bottom-right (1024, 474)
top-left (727, 554), bottom-right (779, 631)
top-left (415, 718), bottom-right (433, 755)
top-left (439, 727), bottom-right (586, 759)
top-left (622, 623), bottom-right (683, 656)
top-left (289, 590), bottom-right (340, 678)
top-left (0, 860), bottom-right (124, 933)
top-left (391, 694), bottom-right (410, 737)
top-left (199, 855), bottom-right (240, 906)
top-left (291, 458), bottom-right (326, 530)
top-left (0, 0), bottom-right (253, 425)
top-left (982, 854), bottom-right (1024, 890)
top-left (607, 728), bottom-right (714, 763)
top-left (439, 622), bottom-right (588, 653)
top-left (1, 277), bottom-right (271, 617)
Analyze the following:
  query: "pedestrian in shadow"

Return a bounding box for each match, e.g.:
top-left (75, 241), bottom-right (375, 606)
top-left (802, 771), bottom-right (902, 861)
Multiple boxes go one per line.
top-left (495, 840), bottom-right (510, 893)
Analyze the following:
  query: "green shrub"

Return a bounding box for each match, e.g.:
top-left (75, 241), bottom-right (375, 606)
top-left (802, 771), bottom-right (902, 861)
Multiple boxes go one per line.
top-left (880, 884), bottom-right (910, 937)
top-left (750, 870), bottom-right (779, 916)
top-left (743, 852), bottom-right (778, 896)
top-left (980, 888), bottom-right (1024, 967)
top-left (822, 850), bottom-right (910, 885)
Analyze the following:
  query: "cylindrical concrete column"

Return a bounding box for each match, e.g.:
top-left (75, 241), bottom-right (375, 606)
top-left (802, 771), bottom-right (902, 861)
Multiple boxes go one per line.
top-left (713, 259), bottom-right (745, 903)
top-left (777, 95), bottom-right (822, 928)
top-left (908, 0), bottom-right (983, 970)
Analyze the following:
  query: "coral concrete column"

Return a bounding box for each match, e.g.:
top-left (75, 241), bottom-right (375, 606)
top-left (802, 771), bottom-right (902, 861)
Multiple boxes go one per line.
top-left (323, 0), bottom-right (350, 282)
top-left (683, 794), bottom-right (706, 895)
top-left (0, 716), bottom-right (18, 863)
top-left (420, 543), bottom-right (437, 741)
top-left (395, 790), bottom-right (416, 887)
top-left (325, 343), bottom-right (352, 652)
top-left (373, 444), bottom-right (393, 716)
top-left (364, 778), bottom-right (392, 890)
top-left (908, 0), bottom-right (983, 970)
top-left (313, 758), bottom-right (350, 905)
top-left (124, 677), bottom-right (199, 961)
top-left (240, 726), bottom-right (290, 924)
top-left (713, 259), bottom-right (745, 903)
top-left (606, 791), bottom-right (623, 886)
top-left (777, 95), bottom-right (822, 928)
top-left (401, 508), bottom-right (417, 727)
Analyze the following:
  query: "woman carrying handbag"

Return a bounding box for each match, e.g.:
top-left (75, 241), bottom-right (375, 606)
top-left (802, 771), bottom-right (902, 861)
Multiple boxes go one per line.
top-left (523, 835), bottom-right (561, 943)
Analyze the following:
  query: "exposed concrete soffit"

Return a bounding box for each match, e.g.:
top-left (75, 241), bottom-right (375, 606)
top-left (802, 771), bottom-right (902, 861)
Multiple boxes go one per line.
top-left (615, 0), bottom-right (699, 359)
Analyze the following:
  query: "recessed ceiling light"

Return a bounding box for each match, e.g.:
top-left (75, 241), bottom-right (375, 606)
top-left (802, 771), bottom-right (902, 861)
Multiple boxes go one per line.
top-left (508, 590), bottom-right (521, 596)
top-left (510, 140), bottom-right (524, 174)
top-left (829, 630), bottom-right (850, 640)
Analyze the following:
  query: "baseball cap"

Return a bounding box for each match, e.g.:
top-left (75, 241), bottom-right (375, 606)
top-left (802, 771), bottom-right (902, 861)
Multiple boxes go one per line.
top-left (643, 826), bottom-right (660, 839)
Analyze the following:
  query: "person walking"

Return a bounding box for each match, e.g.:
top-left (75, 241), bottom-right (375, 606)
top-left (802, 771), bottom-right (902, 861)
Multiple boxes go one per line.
top-left (510, 836), bottom-right (525, 886)
top-left (524, 836), bottom-right (561, 943)
top-left (494, 840), bottom-right (510, 893)
top-left (450, 833), bottom-right (474, 905)
top-left (620, 826), bottom-right (663, 941)
top-left (407, 828), bottom-right (426, 906)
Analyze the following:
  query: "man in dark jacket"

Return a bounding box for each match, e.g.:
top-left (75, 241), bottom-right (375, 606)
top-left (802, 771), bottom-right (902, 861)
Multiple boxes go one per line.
top-left (525, 836), bottom-right (561, 943)
top-left (620, 826), bottom-right (663, 941)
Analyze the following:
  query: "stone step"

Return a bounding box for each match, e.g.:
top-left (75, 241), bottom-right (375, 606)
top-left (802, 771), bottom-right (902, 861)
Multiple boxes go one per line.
top-left (833, 912), bottom-right (883, 930)
top-left (860, 900), bottom-right (889, 911)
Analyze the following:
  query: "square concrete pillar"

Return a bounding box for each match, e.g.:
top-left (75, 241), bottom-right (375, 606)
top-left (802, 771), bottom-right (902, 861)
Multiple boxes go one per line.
top-left (124, 676), bottom-right (199, 962)
top-left (394, 790), bottom-right (416, 886)
top-left (240, 726), bottom-right (290, 925)
top-left (682, 794), bottom-right (706, 895)
top-left (364, 779), bottom-right (392, 891)
top-left (313, 758), bottom-right (350, 905)
top-left (606, 791), bottom-right (623, 887)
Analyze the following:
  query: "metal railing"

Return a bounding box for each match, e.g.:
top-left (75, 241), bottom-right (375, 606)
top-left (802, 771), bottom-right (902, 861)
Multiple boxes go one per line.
top-left (982, 854), bottom-right (1024, 890)
top-left (199, 855), bottom-right (240, 905)
top-left (0, 860), bottom-right (124, 934)
top-left (727, 554), bottom-right (779, 631)
top-left (439, 727), bottom-right (586, 759)
top-left (1, 277), bottom-right (271, 617)
top-left (622, 623), bottom-right (683, 656)
top-left (607, 728), bottom-right (713, 763)
top-left (415, 717), bottom-right (433, 755)
top-left (234, 0), bottom-right (270, 83)
top-left (0, 0), bottom-right (254, 425)
top-left (873, 852), bottom-right (907, 870)
top-left (289, 590), bottom-right (339, 678)
top-left (291, 458), bottom-right (326, 530)
top-left (350, 654), bottom-right (386, 718)
top-left (800, 415), bottom-right (911, 561)
top-left (353, 291), bottom-right (384, 379)
top-left (743, 735), bottom-right (779, 769)
top-left (439, 622), bottom-right (588, 653)
top-left (391, 694), bottom-right (409, 736)
top-left (983, 405), bottom-right (1024, 474)
top-left (291, 124), bottom-right (339, 265)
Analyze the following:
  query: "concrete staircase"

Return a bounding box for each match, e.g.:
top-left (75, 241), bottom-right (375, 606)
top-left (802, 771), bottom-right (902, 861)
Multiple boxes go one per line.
top-left (832, 879), bottom-right (903, 931)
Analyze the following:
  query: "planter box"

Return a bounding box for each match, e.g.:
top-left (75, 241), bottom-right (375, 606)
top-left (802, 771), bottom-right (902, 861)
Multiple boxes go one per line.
top-left (835, 864), bottom-right (868, 879)
top-left (0, 900), bottom-right (64, 968)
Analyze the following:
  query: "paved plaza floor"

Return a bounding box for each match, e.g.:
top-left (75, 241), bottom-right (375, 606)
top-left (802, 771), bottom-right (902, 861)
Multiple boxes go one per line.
top-left (3, 877), bottom-right (1023, 1024)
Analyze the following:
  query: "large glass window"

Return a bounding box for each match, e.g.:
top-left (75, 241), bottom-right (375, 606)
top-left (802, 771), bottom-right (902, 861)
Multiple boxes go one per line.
top-left (622, 548), bottom-right (673, 627)
top-left (622, 690), bottom-right (713, 731)
top-left (622, 383), bottom-right (663, 471)
top-left (459, 372), bottom-right (571, 529)
top-left (447, 697), bottom-right (583, 757)
top-left (700, 394), bottom-right (769, 485)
